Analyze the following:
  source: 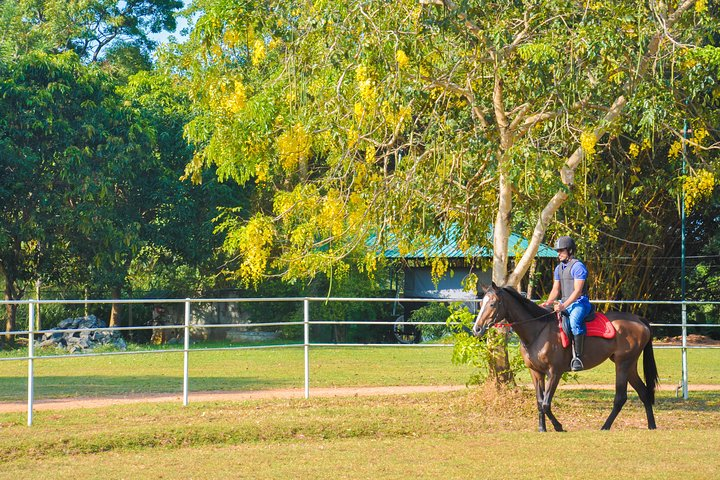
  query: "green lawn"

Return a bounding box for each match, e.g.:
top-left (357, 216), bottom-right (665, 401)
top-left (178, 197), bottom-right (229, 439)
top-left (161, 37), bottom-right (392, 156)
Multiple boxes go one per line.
top-left (0, 388), bottom-right (718, 479)
top-left (0, 343), bottom-right (718, 401)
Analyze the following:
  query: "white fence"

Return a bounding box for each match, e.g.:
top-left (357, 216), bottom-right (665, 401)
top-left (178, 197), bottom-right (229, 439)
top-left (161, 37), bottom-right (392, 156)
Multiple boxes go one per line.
top-left (1, 297), bottom-right (719, 426)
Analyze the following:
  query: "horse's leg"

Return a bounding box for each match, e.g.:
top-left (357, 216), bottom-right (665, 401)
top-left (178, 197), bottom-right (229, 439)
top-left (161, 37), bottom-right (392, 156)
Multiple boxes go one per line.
top-left (531, 370), bottom-right (548, 432)
top-left (628, 366), bottom-right (657, 430)
top-left (601, 360), bottom-right (631, 430)
top-left (540, 372), bottom-right (564, 432)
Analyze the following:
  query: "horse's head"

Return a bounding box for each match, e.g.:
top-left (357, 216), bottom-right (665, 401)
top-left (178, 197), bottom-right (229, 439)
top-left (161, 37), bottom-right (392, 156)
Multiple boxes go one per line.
top-left (472, 282), bottom-right (506, 338)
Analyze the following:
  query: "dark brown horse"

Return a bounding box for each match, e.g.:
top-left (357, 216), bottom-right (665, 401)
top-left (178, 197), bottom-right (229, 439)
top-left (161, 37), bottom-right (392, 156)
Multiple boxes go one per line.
top-left (472, 283), bottom-right (658, 431)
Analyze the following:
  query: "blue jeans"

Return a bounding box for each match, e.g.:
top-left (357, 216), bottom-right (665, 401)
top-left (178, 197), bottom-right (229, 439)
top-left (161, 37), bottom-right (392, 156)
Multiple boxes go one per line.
top-left (566, 297), bottom-right (592, 335)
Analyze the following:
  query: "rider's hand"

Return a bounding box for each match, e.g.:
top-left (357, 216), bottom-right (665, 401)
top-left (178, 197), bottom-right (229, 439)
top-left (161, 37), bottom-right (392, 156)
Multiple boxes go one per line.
top-left (553, 301), bottom-right (565, 312)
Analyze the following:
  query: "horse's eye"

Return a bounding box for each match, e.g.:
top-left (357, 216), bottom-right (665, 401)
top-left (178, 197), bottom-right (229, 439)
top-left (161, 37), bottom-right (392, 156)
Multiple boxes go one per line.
top-left (490, 302), bottom-right (497, 308)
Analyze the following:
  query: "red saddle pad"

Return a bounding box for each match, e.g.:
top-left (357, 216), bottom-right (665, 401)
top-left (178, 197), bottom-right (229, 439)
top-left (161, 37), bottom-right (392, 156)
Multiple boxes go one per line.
top-left (560, 312), bottom-right (616, 348)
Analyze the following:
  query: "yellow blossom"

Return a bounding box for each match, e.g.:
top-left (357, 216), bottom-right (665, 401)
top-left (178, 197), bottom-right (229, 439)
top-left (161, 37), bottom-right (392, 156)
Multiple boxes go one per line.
top-left (628, 143), bottom-right (640, 158)
top-left (347, 127), bottom-right (359, 149)
top-left (358, 78), bottom-right (377, 105)
top-left (252, 39), bottom-right (266, 66)
top-left (683, 169), bottom-right (715, 212)
top-left (354, 102), bottom-right (365, 120)
top-left (668, 140), bottom-right (683, 159)
top-left (226, 215), bottom-right (275, 287)
top-left (580, 131), bottom-right (597, 157)
top-left (255, 161), bottom-right (269, 183)
top-left (431, 257), bottom-right (449, 284)
top-left (365, 145), bottom-right (376, 164)
top-left (396, 50), bottom-right (409, 69)
top-left (693, 128), bottom-right (709, 153)
top-left (356, 65), bottom-right (377, 105)
top-left (223, 29), bottom-right (240, 48)
top-left (320, 190), bottom-right (345, 237)
top-left (277, 123), bottom-right (312, 172)
top-left (225, 81), bottom-right (246, 113)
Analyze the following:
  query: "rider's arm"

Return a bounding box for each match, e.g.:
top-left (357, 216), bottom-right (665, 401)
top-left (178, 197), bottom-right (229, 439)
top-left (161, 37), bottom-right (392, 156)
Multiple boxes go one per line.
top-left (541, 280), bottom-right (561, 307)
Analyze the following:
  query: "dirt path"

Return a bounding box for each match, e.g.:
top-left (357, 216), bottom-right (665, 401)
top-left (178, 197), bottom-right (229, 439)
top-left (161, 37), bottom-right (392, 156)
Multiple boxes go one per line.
top-left (1, 383), bottom-right (718, 414)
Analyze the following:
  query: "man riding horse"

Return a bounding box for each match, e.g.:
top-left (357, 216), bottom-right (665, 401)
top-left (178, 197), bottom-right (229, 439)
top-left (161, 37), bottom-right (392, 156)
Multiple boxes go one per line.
top-left (540, 236), bottom-right (592, 371)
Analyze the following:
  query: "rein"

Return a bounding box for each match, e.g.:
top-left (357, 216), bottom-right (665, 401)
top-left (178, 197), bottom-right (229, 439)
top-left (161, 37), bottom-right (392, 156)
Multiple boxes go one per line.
top-left (499, 304), bottom-right (556, 351)
top-left (491, 297), bottom-right (556, 329)
top-left (506, 309), bottom-right (556, 327)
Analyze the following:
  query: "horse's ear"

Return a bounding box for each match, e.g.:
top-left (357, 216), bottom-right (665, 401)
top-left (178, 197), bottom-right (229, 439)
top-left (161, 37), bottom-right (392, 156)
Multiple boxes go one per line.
top-left (491, 281), bottom-right (498, 289)
top-left (479, 283), bottom-right (489, 294)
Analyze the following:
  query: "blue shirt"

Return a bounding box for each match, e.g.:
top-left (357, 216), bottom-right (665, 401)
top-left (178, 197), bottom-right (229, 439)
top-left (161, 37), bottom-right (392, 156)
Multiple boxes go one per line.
top-left (554, 260), bottom-right (588, 281)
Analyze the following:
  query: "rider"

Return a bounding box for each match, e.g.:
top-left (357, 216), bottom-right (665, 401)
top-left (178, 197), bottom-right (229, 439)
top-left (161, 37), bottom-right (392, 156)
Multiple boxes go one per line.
top-left (540, 236), bottom-right (592, 371)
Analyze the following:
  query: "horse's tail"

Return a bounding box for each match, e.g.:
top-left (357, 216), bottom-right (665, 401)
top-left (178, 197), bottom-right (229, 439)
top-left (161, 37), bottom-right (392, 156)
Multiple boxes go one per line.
top-left (642, 322), bottom-right (660, 405)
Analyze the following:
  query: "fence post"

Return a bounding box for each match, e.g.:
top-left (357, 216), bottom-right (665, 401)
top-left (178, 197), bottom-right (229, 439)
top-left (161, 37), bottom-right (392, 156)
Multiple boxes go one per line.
top-left (27, 301), bottom-right (35, 427)
top-left (183, 299), bottom-right (191, 406)
top-left (304, 298), bottom-right (310, 399)
top-left (681, 301), bottom-right (689, 400)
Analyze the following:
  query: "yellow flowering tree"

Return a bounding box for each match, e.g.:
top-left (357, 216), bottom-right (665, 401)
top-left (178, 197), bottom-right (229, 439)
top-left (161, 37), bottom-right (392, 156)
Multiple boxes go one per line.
top-left (175, 0), bottom-right (718, 296)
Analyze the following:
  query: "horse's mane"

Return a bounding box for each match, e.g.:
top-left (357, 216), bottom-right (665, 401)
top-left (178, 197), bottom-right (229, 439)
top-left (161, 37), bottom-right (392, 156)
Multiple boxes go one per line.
top-left (499, 286), bottom-right (553, 321)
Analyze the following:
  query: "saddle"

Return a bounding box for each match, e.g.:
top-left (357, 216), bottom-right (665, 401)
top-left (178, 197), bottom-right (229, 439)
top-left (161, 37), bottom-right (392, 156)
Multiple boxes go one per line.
top-left (558, 310), bottom-right (616, 348)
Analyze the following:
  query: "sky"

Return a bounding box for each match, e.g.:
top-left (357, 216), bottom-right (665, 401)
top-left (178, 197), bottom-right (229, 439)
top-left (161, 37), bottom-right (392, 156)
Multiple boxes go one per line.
top-left (148, 15), bottom-right (190, 45)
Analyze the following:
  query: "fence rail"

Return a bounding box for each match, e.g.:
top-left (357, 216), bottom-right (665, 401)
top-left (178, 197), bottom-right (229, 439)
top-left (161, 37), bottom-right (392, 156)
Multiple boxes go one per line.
top-left (1, 296), bottom-right (718, 426)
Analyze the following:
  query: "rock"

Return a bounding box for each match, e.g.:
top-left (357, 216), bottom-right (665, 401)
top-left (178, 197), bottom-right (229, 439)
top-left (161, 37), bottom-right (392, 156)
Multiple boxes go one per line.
top-left (36, 315), bottom-right (126, 352)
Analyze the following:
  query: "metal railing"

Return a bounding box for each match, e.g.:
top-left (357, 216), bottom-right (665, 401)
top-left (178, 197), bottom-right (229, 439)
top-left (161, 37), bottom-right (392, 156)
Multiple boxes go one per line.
top-left (1, 296), bottom-right (719, 425)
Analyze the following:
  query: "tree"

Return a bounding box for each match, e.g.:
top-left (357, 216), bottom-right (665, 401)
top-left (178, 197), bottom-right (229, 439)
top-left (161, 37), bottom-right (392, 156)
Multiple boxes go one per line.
top-left (177, 0), bottom-right (717, 286)
top-left (119, 67), bottom-right (253, 298)
top-left (174, 0), bottom-right (718, 381)
top-left (0, 52), bottom-right (123, 336)
top-left (0, 0), bottom-right (183, 61)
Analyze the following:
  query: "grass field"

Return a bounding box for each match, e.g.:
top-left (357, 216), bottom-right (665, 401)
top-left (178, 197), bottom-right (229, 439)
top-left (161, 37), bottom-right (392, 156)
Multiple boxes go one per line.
top-left (0, 344), bottom-right (719, 401)
top-left (0, 387), bottom-right (719, 479)
top-left (1, 344), bottom-right (719, 479)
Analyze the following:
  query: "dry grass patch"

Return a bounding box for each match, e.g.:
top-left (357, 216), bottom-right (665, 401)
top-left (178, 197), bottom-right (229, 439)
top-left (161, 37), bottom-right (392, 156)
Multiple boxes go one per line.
top-left (1, 430), bottom-right (719, 480)
top-left (0, 387), bottom-right (718, 461)
top-left (0, 387), bottom-right (718, 478)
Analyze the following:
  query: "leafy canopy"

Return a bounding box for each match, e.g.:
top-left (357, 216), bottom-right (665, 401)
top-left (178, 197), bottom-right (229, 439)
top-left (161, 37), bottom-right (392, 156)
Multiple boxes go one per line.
top-left (174, 0), bottom-right (719, 288)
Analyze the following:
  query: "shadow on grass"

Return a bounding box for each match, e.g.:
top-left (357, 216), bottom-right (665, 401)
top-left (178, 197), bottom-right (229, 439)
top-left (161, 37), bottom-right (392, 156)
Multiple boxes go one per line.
top-left (0, 375), bottom-right (297, 401)
top-left (555, 388), bottom-right (720, 411)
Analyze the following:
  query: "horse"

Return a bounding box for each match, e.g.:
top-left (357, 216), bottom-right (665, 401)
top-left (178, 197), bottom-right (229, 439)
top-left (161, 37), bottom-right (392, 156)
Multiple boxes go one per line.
top-left (472, 283), bottom-right (658, 431)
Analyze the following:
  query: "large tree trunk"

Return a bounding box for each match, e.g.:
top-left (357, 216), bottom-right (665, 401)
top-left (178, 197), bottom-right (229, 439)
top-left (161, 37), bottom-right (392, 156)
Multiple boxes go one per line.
top-left (109, 285), bottom-right (122, 328)
top-left (490, 165), bottom-right (515, 386)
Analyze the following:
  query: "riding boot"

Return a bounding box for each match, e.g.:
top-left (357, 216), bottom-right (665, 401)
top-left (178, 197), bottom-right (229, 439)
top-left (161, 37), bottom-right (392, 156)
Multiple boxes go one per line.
top-left (571, 334), bottom-right (585, 372)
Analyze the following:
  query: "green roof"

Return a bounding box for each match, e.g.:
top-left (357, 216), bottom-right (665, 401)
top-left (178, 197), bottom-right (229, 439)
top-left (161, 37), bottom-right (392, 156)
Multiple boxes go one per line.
top-left (377, 226), bottom-right (556, 259)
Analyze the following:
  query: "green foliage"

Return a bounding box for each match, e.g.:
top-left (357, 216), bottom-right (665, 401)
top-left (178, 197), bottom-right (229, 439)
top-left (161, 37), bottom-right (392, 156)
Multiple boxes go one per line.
top-left (0, 44), bottom-right (246, 332)
top-left (0, 0), bottom-right (183, 62)
top-left (172, 0), bottom-right (720, 296)
top-left (447, 306), bottom-right (525, 384)
top-left (409, 303), bottom-right (451, 341)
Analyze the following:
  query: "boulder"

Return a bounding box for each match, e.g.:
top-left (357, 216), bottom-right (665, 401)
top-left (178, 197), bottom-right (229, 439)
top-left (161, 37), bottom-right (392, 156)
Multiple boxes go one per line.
top-left (36, 315), bottom-right (127, 353)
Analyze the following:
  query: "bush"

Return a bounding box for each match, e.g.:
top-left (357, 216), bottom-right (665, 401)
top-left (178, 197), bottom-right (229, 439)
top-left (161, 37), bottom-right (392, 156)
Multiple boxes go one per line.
top-left (446, 306), bottom-right (526, 384)
top-left (410, 303), bottom-right (451, 341)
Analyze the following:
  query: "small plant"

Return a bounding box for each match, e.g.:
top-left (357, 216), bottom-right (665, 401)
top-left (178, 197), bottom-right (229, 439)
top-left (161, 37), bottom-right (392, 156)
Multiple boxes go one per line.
top-left (446, 305), bottom-right (526, 384)
top-left (409, 303), bottom-right (451, 341)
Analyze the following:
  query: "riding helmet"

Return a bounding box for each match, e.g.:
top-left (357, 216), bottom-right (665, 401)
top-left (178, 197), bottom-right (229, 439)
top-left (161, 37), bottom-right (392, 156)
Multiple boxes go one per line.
top-left (554, 236), bottom-right (576, 254)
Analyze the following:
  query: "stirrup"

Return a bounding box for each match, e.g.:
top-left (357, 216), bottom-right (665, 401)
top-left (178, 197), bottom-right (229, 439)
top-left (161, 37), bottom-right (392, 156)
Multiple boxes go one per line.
top-left (571, 357), bottom-right (584, 372)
